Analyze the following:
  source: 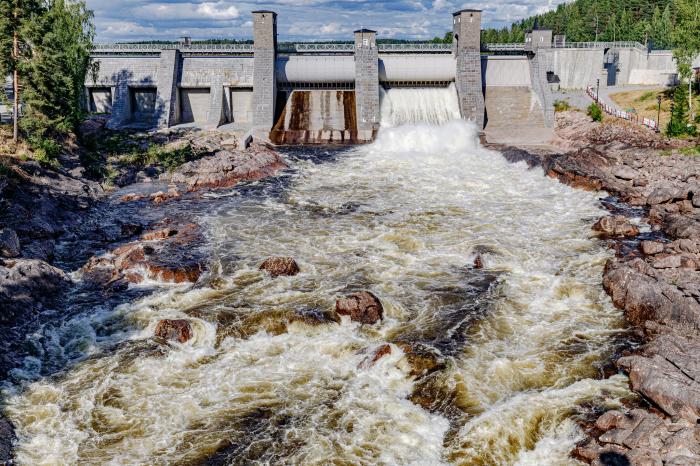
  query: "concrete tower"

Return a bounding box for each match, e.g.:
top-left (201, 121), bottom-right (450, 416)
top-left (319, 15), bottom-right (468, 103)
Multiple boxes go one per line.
top-left (452, 9), bottom-right (485, 129)
top-left (252, 10), bottom-right (277, 129)
top-left (354, 28), bottom-right (379, 140)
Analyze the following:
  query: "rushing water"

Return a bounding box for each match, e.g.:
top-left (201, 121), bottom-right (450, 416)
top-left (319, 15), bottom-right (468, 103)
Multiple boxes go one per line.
top-left (380, 85), bottom-right (461, 127)
top-left (2, 109), bottom-right (632, 465)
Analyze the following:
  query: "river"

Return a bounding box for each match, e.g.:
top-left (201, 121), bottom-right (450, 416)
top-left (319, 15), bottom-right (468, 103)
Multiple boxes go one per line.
top-left (2, 89), bottom-right (632, 465)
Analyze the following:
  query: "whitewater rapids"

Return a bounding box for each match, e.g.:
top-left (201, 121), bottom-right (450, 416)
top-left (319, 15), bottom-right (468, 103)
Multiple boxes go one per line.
top-left (2, 119), bottom-right (631, 465)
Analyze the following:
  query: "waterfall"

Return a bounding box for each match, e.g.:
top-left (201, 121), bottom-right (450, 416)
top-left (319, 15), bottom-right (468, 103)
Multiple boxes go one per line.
top-left (379, 83), bottom-right (461, 127)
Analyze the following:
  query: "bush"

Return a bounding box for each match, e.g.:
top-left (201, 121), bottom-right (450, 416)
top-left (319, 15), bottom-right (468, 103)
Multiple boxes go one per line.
top-left (666, 84), bottom-right (697, 137)
top-left (553, 100), bottom-right (571, 112)
top-left (587, 103), bottom-right (603, 122)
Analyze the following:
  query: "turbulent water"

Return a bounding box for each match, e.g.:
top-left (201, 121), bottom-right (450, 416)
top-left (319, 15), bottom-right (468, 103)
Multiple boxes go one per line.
top-left (2, 107), bottom-right (632, 465)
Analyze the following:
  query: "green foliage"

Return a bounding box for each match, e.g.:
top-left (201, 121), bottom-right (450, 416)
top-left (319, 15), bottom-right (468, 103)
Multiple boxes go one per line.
top-left (19, 0), bottom-right (95, 161)
top-left (679, 145), bottom-right (700, 156)
top-left (666, 85), bottom-right (697, 136)
top-left (553, 100), bottom-right (571, 112)
top-left (638, 91), bottom-right (656, 102)
top-left (434, 0), bottom-right (684, 46)
top-left (588, 103), bottom-right (603, 122)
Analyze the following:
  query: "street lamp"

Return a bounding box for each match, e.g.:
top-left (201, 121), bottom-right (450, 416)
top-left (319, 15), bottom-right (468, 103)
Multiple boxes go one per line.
top-left (656, 95), bottom-right (662, 133)
top-left (596, 79), bottom-right (600, 102)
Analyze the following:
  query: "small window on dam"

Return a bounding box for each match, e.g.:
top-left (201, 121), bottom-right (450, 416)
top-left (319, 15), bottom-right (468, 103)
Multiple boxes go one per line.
top-left (89, 87), bottom-right (112, 114)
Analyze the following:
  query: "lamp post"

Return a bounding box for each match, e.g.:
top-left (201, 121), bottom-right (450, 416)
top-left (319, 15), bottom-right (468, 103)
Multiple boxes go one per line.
top-left (656, 94), bottom-right (662, 133)
top-left (596, 79), bottom-right (600, 102)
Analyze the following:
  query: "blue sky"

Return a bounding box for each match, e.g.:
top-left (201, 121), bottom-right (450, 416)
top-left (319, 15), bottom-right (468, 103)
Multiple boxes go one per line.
top-left (86, 0), bottom-right (567, 42)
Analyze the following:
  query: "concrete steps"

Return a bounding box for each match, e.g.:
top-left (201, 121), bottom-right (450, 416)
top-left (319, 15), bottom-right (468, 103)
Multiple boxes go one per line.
top-left (483, 86), bottom-right (552, 144)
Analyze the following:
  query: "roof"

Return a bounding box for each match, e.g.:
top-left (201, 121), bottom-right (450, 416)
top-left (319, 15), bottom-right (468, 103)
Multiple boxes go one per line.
top-left (354, 28), bottom-right (377, 34)
top-left (453, 9), bottom-right (482, 16)
top-left (252, 10), bottom-right (277, 14)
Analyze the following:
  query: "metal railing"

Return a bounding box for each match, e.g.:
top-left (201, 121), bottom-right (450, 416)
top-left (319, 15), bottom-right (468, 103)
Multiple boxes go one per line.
top-left (93, 43), bottom-right (254, 53)
top-left (279, 43), bottom-right (355, 53)
top-left (482, 43), bottom-right (525, 52)
top-left (555, 41), bottom-right (645, 50)
top-left (378, 43), bottom-right (452, 52)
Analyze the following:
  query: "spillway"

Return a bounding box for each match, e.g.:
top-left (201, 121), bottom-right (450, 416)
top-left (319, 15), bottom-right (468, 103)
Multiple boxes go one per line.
top-left (2, 120), bottom-right (630, 465)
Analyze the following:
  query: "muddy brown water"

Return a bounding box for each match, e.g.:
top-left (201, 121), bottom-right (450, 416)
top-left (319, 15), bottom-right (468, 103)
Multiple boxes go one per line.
top-left (2, 121), bottom-right (633, 465)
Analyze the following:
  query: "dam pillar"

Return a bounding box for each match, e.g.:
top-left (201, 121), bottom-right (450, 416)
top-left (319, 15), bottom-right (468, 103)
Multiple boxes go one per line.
top-left (155, 48), bottom-right (181, 128)
top-left (253, 10), bottom-right (277, 130)
top-left (354, 29), bottom-right (379, 140)
top-left (452, 9), bottom-right (485, 129)
top-left (527, 29), bottom-right (555, 128)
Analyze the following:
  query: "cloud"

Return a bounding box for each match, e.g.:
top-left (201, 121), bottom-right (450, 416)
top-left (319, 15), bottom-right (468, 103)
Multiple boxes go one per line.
top-left (85, 0), bottom-right (570, 42)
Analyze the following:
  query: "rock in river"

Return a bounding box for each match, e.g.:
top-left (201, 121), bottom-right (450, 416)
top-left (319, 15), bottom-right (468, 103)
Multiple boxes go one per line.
top-left (592, 215), bottom-right (639, 238)
top-left (335, 291), bottom-right (384, 324)
top-left (154, 319), bottom-right (193, 343)
top-left (259, 257), bottom-right (300, 277)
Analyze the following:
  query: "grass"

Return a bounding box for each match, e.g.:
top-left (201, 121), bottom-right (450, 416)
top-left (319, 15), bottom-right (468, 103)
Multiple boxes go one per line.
top-left (608, 87), bottom-right (700, 130)
top-left (553, 99), bottom-right (572, 112)
top-left (679, 145), bottom-right (700, 156)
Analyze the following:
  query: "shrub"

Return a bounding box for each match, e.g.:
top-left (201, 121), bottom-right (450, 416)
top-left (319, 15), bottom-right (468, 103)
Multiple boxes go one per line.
top-left (637, 91), bottom-right (655, 102)
top-left (553, 100), bottom-right (571, 112)
top-left (666, 84), bottom-right (697, 137)
top-left (587, 103), bottom-right (603, 122)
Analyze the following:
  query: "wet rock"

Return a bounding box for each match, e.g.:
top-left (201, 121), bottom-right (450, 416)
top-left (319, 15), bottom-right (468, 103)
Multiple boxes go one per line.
top-left (614, 166), bottom-right (639, 181)
top-left (395, 342), bottom-right (445, 377)
top-left (154, 319), bottom-right (193, 343)
top-left (473, 254), bottom-right (484, 269)
top-left (592, 215), bottom-right (639, 238)
top-left (358, 344), bottom-right (393, 369)
top-left (640, 241), bottom-right (664, 256)
top-left (0, 228), bottom-right (20, 258)
top-left (0, 415), bottom-right (14, 465)
top-left (82, 223), bottom-right (205, 286)
top-left (617, 333), bottom-right (700, 422)
top-left (335, 291), bottom-right (384, 324)
top-left (119, 193), bottom-right (145, 203)
top-left (0, 259), bottom-right (70, 326)
top-left (150, 188), bottom-right (180, 204)
top-left (647, 187), bottom-right (677, 205)
top-left (170, 144), bottom-right (286, 191)
top-left (289, 309), bottom-right (339, 326)
top-left (259, 257), bottom-right (300, 277)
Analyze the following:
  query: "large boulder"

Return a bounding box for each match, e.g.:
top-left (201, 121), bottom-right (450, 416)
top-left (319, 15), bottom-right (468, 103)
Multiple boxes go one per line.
top-left (647, 186), bottom-right (677, 205)
top-left (335, 291), bottom-right (384, 324)
top-left (0, 259), bottom-right (70, 326)
top-left (0, 228), bottom-right (20, 258)
top-left (613, 165), bottom-right (639, 181)
top-left (154, 319), bottom-right (193, 343)
top-left (592, 215), bottom-right (639, 238)
top-left (259, 257), bottom-right (300, 277)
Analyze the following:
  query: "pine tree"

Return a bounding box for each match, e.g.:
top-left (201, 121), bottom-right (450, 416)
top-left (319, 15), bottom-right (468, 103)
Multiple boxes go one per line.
top-left (0, 0), bottom-right (43, 143)
top-left (19, 0), bottom-right (94, 159)
top-left (667, 84), bottom-right (697, 136)
top-left (671, 0), bottom-right (700, 122)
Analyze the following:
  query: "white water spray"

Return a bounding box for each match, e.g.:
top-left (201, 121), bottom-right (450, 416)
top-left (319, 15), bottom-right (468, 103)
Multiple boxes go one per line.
top-left (379, 84), bottom-right (461, 127)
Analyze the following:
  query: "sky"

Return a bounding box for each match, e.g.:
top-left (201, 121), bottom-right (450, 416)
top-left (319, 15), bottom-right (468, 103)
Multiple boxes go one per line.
top-left (86, 0), bottom-right (568, 42)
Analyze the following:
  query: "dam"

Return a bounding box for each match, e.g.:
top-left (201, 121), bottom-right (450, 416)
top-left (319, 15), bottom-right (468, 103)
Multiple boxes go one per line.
top-left (87, 9), bottom-right (684, 143)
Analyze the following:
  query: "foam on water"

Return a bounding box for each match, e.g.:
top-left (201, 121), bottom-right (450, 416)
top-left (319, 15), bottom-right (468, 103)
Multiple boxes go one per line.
top-left (380, 84), bottom-right (461, 127)
top-left (3, 119), bottom-right (630, 465)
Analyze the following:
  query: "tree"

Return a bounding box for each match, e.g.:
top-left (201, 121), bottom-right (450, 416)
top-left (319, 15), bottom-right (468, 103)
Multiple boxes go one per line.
top-left (19, 0), bottom-right (94, 159)
top-left (0, 0), bottom-right (43, 143)
top-left (667, 84), bottom-right (697, 136)
top-left (672, 0), bottom-right (700, 122)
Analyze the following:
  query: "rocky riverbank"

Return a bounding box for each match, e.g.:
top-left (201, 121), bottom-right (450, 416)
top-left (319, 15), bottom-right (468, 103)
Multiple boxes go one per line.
top-left (0, 129), bottom-right (285, 464)
top-left (497, 111), bottom-right (700, 465)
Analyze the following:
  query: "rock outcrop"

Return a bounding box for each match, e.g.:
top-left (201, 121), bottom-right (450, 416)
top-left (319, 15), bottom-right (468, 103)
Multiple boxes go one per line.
top-left (592, 215), bottom-right (639, 238)
top-left (335, 291), bottom-right (384, 324)
top-left (154, 319), bottom-right (193, 343)
top-left (170, 143), bottom-right (285, 191)
top-left (82, 223), bottom-right (205, 286)
top-left (0, 415), bottom-right (14, 465)
top-left (259, 257), bottom-right (300, 277)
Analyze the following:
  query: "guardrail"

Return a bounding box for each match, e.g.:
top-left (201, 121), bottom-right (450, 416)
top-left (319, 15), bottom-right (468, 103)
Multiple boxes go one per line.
top-left (378, 43), bottom-right (452, 52)
top-left (481, 43), bottom-right (525, 52)
top-left (586, 85), bottom-right (659, 131)
top-left (93, 43), bottom-right (254, 53)
top-left (557, 41), bottom-right (645, 50)
top-left (278, 43), bottom-right (355, 53)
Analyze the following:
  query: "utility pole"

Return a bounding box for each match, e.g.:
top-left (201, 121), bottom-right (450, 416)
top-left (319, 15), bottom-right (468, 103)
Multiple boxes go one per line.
top-left (656, 94), bottom-right (661, 133)
top-left (12, 0), bottom-right (19, 143)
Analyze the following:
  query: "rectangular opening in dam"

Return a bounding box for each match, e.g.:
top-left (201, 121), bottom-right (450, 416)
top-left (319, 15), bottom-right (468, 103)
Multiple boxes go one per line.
top-left (180, 88), bottom-right (211, 124)
top-left (88, 87), bottom-right (112, 114)
top-left (130, 87), bottom-right (157, 122)
top-left (230, 87), bottom-right (253, 123)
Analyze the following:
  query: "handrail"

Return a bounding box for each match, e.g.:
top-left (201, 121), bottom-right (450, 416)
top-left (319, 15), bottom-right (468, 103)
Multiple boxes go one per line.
top-left (378, 43), bottom-right (452, 52)
top-left (554, 41), bottom-right (645, 50)
top-left (92, 43), bottom-right (254, 53)
top-left (482, 43), bottom-right (525, 52)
